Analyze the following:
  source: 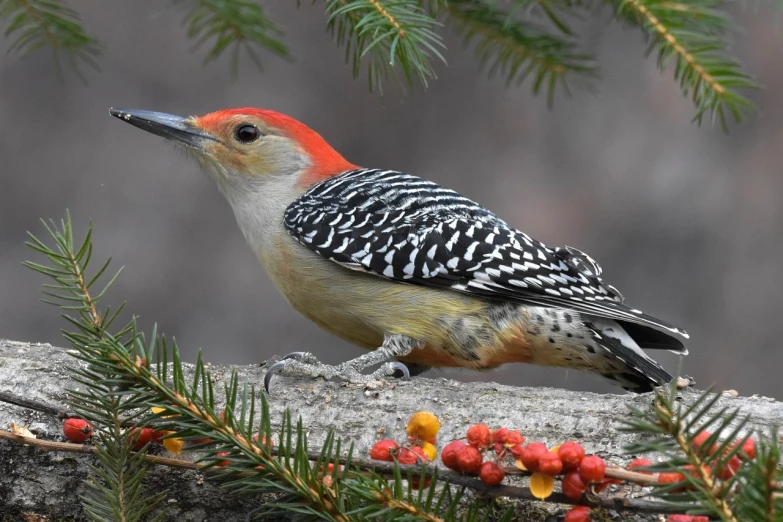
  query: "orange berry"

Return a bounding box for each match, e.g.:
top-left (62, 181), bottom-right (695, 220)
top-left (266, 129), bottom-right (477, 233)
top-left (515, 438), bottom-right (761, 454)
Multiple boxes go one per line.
top-left (578, 456), bottom-right (606, 483)
top-left (456, 445), bottom-right (483, 474)
top-left (441, 440), bottom-right (467, 471)
top-left (62, 418), bottom-right (93, 443)
top-left (369, 439), bottom-right (399, 462)
top-left (538, 452), bottom-right (563, 476)
top-left (478, 461), bottom-right (505, 486)
top-left (520, 442), bottom-right (548, 472)
top-left (406, 412), bottom-right (440, 442)
top-left (466, 424), bottom-right (492, 449)
top-left (558, 442), bottom-right (585, 470)
top-left (561, 471), bottom-right (587, 500)
top-left (564, 506), bottom-right (592, 522)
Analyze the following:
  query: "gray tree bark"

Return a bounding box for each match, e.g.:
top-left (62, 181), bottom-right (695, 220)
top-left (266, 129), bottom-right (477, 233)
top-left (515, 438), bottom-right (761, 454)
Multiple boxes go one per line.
top-left (1, 339), bottom-right (781, 521)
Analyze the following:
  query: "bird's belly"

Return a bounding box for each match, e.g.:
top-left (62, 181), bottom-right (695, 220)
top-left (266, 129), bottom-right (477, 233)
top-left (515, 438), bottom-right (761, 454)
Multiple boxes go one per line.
top-left (259, 237), bottom-right (610, 371)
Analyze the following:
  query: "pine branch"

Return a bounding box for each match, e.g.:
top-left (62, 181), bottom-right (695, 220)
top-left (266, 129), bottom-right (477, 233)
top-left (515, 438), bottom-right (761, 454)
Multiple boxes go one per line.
top-left (733, 427), bottom-right (783, 522)
top-left (436, 0), bottom-right (595, 104)
top-left (609, 0), bottom-right (757, 130)
top-left (0, 0), bottom-right (100, 79)
top-left (619, 384), bottom-right (783, 520)
top-left (24, 213), bottom-right (165, 522)
top-left (176, 0), bottom-right (289, 77)
top-left (322, 0), bottom-right (446, 92)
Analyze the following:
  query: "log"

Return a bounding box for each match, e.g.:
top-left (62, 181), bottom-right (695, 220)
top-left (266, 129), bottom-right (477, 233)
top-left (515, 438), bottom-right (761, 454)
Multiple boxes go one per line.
top-left (1, 339), bottom-right (781, 521)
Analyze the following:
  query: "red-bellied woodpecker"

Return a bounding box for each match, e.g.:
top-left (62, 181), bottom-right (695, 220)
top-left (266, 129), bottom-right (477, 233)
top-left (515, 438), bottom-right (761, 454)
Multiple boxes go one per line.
top-left (109, 107), bottom-right (689, 393)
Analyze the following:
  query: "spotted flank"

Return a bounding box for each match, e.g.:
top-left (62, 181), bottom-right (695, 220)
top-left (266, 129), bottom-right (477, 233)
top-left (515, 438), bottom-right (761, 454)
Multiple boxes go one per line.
top-left (284, 168), bottom-right (689, 353)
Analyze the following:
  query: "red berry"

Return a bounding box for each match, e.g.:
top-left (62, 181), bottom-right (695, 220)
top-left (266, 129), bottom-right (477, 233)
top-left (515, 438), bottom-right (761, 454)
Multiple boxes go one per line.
top-left (509, 443), bottom-right (524, 459)
top-left (397, 446), bottom-right (428, 465)
top-left (63, 418), bottom-right (93, 442)
top-left (441, 441), bottom-right (467, 471)
top-left (740, 438), bottom-right (756, 460)
top-left (538, 451), bottom-right (563, 476)
top-left (410, 446), bottom-right (429, 462)
top-left (561, 471), bottom-right (587, 500)
top-left (216, 451), bottom-right (230, 466)
top-left (658, 471), bottom-right (685, 485)
top-left (520, 442), bottom-right (548, 472)
top-left (369, 439), bottom-right (399, 462)
top-left (691, 431), bottom-right (717, 455)
top-left (564, 506), bottom-right (592, 522)
top-left (578, 456), bottom-right (606, 483)
top-left (506, 430), bottom-right (525, 446)
top-left (410, 451), bottom-right (432, 490)
top-left (558, 441), bottom-right (585, 470)
top-left (478, 461), bottom-right (505, 486)
top-left (666, 516), bottom-right (693, 522)
top-left (128, 427), bottom-right (155, 450)
top-left (692, 517), bottom-right (709, 522)
top-left (411, 476), bottom-right (431, 490)
top-left (493, 427), bottom-right (509, 444)
top-left (456, 445), bottom-right (483, 474)
top-left (716, 456), bottom-right (742, 480)
top-left (627, 458), bottom-right (653, 475)
top-left (252, 434), bottom-right (273, 446)
top-left (466, 424), bottom-right (492, 449)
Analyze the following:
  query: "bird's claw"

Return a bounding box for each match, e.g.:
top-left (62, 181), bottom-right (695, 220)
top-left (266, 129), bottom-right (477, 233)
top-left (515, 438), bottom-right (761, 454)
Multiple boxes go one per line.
top-left (263, 353), bottom-right (410, 393)
top-left (375, 361), bottom-right (410, 380)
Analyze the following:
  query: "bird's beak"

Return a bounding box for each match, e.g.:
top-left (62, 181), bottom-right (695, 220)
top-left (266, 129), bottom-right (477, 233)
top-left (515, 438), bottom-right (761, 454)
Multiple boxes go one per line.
top-left (109, 108), bottom-right (218, 148)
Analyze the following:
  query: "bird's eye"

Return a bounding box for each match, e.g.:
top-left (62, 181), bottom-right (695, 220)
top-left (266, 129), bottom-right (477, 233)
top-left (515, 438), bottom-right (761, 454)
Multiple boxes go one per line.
top-left (235, 124), bottom-right (261, 144)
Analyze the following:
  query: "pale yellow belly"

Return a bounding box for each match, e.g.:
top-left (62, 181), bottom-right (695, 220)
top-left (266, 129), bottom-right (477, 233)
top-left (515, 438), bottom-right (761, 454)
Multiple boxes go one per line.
top-left (257, 235), bottom-right (534, 368)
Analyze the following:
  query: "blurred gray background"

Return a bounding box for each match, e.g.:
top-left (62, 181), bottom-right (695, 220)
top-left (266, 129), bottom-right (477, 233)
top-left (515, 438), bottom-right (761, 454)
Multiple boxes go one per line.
top-left (1, 2), bottom-right (781, 396)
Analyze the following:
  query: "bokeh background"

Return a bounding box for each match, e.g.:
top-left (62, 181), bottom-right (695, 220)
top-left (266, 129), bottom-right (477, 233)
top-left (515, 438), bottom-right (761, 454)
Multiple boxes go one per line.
top-left (1, 2), bottom-right (781, 396)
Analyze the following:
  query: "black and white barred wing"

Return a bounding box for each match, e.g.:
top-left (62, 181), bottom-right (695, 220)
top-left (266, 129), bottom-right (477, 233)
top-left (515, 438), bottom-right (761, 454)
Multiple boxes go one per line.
top-left (284, 169), bottom-right (688, 348)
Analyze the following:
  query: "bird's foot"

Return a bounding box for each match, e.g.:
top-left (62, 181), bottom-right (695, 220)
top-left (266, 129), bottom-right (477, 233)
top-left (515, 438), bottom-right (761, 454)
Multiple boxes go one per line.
top-left (264, 351), bottom-right (409, 392)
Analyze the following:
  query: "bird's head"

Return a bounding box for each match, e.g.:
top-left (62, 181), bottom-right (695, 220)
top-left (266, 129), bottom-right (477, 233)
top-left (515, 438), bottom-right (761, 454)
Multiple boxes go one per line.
top-left (109, 107), bottom-right (356, 192)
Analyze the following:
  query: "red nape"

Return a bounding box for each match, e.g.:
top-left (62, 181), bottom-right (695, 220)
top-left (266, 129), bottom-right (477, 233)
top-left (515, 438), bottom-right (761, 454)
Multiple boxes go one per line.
top-left (198, 108), bottom-right (357, 185)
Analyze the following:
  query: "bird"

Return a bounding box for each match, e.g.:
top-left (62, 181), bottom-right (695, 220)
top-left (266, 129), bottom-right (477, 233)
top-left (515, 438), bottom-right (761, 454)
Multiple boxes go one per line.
top-left (109, 107), bottom-right (688, 393)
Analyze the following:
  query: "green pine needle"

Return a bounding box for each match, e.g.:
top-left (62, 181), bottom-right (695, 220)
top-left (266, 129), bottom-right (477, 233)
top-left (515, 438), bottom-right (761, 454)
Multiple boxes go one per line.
top-left (0, 0), bottom-right (101, 80)
top-left (323, 0), bottom-right (446, 93)
top-left (176, 0), bottom-right (290, 78)
top-left (438, 0), bottom-right (596, 105)
top-left (610, 0), bottom-right (758, 130)
top-left (620, 383), bottom-right (783, 521)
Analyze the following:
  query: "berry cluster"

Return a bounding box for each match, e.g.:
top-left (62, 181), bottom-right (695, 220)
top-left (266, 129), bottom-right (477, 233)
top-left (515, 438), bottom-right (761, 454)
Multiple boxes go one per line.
top-left (656, 430), bottom-right (755, 487)
top-left (368, 411), bottom-right (440, 489)
top-left (440, 424), bottom-right (525, 486)
top-left (61, 415), bottom-right (184, 454)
